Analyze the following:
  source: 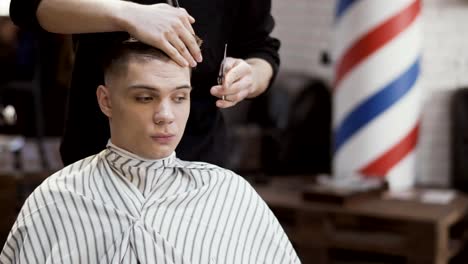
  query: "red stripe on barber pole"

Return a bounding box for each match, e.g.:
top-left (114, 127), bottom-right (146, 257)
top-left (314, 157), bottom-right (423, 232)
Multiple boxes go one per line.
top-left (359, 122), bottom-right (419, 177)
top-left (333, 0), bottom-right (421, 91)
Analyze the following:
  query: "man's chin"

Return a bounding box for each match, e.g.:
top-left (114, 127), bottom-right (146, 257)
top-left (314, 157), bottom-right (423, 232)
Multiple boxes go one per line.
top-left (144, 146), bottom-right (175, 160)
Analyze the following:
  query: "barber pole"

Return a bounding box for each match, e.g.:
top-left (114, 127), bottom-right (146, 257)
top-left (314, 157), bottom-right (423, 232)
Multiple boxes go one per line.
top-left (332, 0), bottom-right (422, 190)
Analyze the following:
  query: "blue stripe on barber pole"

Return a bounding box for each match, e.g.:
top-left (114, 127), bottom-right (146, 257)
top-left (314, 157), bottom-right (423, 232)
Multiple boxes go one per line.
top-left (334, 57), bottom-right (420, 152)
top-left (335, 0), bottom-right (360, 19)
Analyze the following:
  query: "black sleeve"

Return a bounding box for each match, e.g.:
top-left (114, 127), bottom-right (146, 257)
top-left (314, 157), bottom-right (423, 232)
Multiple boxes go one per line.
top-left (10, 0), bottom-right (44, 31)
top-left (229, 0), bottom-right (281, 84)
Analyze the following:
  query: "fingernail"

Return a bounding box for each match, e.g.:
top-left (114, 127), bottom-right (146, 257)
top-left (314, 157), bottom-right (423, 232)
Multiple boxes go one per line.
top-left (197, 55), bottom-right (203, 62)
top-left (190, 61), bottom-right (197, 67)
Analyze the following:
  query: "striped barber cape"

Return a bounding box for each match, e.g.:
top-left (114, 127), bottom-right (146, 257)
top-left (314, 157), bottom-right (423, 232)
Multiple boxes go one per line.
top-left (0, 142), bottom-right (300, 264)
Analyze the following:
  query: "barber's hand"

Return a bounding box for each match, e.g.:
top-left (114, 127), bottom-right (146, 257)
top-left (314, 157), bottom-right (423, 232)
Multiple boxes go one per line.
top-left (124, 3), bottom-right (202, 67)
top-left (210, 58), bottom-right (256, 108)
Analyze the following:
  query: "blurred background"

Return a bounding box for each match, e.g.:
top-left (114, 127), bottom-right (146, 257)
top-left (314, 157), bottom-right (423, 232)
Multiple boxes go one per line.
top-left (2, 0), bottom-right (468, 263)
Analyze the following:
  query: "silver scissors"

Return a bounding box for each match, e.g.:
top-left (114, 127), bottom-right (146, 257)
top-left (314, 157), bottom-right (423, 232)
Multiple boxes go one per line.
top-left (218, 44), bottom-right (227, 100)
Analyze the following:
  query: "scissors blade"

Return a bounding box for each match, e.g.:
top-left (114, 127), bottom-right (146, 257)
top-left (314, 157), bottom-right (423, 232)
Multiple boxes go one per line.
top-left (218, 44), bottom-right (227, 85)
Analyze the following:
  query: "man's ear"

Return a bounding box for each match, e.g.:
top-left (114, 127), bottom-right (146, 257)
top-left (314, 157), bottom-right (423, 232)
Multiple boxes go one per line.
top-left (97, 85), bottom-right (112, 118)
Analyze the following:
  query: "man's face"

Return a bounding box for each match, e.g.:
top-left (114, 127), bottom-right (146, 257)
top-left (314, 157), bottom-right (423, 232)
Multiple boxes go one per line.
top-left (97, 57), bottom-right (191, 159)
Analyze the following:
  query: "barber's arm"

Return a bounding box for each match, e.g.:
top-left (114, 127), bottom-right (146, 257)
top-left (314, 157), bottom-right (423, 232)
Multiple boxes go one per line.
top-left (9, 0), bottom-right (201, 66)
top-left (210, 0), bottom-right (280, 108)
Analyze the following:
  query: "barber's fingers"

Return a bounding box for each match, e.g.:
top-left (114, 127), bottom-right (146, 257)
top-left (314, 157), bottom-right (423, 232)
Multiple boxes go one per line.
top-left (214, 76), bottom-right (252, 97)
top-left (210, 76), bottom-right (252, 108)
top-left (210, 85), bottom-right (236, 108)
top-left (167, 32), bottom-right (197, 67)
top-left (214, 87), bottom-right (250, 108)
top-left (149, 22), bottom-right (198, 66)
top-left (177, 26), bottom-right (202, 62)
top-left (210, 58), bottom-right (255, 108)
top-left (216, 98), bottom-right (236, 108)
top-left (159, 37), bottom-right (190, 67)
top-left (222, 58), bottom-right (252, 88)
top-left (211, 78), bottom-right (246, 96)
top-left (178, 8), bottom-right (196, 33)
top-left (128, 4), bottom-right (201, 67)
top-left (171, 7), bottom-right (201, 63)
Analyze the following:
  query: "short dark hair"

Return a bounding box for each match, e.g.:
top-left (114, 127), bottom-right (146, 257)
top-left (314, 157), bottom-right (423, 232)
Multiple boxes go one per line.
top-left (102, 36), bottom-right (202, 84)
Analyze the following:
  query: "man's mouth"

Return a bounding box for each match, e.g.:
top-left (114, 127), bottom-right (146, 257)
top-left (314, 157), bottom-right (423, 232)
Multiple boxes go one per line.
top-left (151, 134), bottom-right (176, 144)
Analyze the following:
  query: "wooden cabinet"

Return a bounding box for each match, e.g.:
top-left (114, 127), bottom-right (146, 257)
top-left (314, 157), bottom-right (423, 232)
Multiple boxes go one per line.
top-left (254, 177), bottom-right (468, 264)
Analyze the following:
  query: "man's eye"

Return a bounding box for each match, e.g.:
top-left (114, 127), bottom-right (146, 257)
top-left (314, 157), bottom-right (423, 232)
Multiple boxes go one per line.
top-left (136, 96), bottom-right (153, 103)
top-left (174, 96), bottom-right (187, 103)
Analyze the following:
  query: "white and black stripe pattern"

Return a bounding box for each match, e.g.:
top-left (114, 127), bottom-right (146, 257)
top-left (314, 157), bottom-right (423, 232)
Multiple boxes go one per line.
top-left (0, 142), bottom-right (301, 263)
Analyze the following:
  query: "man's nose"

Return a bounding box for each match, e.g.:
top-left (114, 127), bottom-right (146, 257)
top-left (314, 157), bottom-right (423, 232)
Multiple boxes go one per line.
top-left (153, 101), bottom-right (175, 125)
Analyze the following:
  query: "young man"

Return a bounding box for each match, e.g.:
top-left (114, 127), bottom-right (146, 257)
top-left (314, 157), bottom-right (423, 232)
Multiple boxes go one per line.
top-left (0, 40), bottom-right (300, 264)
top-left (10, 0), bottom-right (280, 167)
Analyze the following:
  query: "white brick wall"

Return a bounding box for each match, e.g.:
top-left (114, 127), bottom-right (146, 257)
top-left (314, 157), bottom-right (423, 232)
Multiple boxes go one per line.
top-left (271, 0), bottom-right (468, 187)
top-left (271, 0), bottom-right (334, 79)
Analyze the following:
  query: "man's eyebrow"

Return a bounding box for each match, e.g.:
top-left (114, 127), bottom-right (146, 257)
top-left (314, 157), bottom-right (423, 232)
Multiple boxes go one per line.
top-left (127, 84), bottom-right (192, 91)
